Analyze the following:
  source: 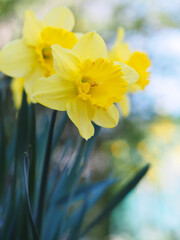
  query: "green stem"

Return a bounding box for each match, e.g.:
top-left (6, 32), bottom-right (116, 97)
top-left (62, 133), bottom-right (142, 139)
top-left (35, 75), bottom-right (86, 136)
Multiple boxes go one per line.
top-left (28, 104), bottom-right (36, 207)
top-left (37, 110), bottom-right (57, 235)
top-left (0, 90), bottom-right (6, 202)
top-left (24, 153), bottom-right (40, 240)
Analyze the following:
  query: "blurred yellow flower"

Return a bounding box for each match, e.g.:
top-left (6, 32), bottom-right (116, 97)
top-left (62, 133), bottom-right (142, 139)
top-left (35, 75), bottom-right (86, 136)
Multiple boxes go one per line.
top-left (11, 78), bottom-right (31, 109)
top-left (150, 118), bottom-right (176, 143)
top-left (0, 6), bottom-right (77, 98)
top-left (32, 32), bottom-right (139, 140)
top-left (109, 28), bottom-right (151, 116)
top-left (111, 139), bottom-right (129, 158)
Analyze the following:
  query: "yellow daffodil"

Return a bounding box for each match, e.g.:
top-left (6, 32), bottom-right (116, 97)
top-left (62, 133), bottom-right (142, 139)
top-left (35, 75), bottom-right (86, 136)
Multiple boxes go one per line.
top-left (109, 28), bottom-right (151, 117)
top-left (32, 32), bottom-right (139, 140)
top-left (0, 6), bottom-right (77, 98)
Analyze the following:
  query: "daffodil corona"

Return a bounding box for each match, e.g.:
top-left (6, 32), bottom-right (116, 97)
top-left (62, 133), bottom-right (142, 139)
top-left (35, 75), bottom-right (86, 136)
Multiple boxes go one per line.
top-left (32, 32), bottom-right (139, 140)
top-left (109, 28), bottom-right (151, 116)
top-left (0, 7), bottom-right (77, 98)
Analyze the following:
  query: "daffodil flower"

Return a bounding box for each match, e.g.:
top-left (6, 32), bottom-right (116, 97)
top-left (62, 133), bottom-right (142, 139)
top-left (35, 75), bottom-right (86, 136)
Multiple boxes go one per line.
top-left (109, 28), bottom-right (151, 117)
top-left (32, 32), bottom-right (138, 140)
top-left (0, 6), bottom-right (77, 98)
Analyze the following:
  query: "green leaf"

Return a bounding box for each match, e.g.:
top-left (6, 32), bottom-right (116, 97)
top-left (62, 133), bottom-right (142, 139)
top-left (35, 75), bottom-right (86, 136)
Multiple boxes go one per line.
top-left (11, 91), bottom-right (29, 239)
top-left (56, 178), bottom-right (117, 206)
top-left (13, 91), bottom-right (29, 199)
top-left (68, 174), bottom-right (91, 240)
top-left (23, 153), bottom-right (40, 240)
top-left (37, 110), bottom-right (57, 235)
top-left (0, 89), bottom-right (6, 201)
top-left (58, 125), bottom-right (101, 238)
top-left (46, 139), bottom-right (74, 206)
top-left (80, 163), bottom-right (150, 237)
top-left (52, 112), bottom-right (68, 149)
top-left (28, 104), bottom-right (37, 206)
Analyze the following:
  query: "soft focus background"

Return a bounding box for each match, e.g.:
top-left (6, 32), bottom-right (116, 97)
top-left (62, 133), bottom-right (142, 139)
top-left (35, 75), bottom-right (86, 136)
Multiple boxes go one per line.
top-left (1, 0), bottom-right (180, 239)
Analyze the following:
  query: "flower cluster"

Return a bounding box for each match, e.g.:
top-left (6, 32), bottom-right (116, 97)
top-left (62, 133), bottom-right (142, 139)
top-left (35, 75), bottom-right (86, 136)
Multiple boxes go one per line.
top-left (0, 7), bottom-right (150, 139)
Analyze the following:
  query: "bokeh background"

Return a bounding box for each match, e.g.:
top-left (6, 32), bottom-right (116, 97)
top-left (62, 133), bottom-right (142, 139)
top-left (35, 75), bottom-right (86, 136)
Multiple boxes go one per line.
top-left (1, 0), bottom-right (180, 239)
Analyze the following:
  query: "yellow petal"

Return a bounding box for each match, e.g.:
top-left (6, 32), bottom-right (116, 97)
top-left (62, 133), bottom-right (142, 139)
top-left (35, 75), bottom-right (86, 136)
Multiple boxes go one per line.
top-left (116, 27), bottom-right (125, 42)
top-left (115, 61), bottom-right (139, 84)
top-left (23, 10), bottom-right (44, 46)
top-left (75, 32), bottom-right (84, 40)
top-left (32, 74), bottom-right (76, 111)
top-left (52, 44), bottom-right (82, 81)
top-left (128, 83), bottom-right (141, 93)
top-left (66, 99), bottom-right (95, 140)
top-left (0, 39), bottom-right (36, 78)
top-left (11, 77), bottom-right (24, 109)
top-left (109, 27), bottom-right (131, 62)
top-left (11, 77), bottom-right (32, 109)
top-left (109, 43), bottom-right (131, 63)
top-left (24, 63), bottom-right (44, 98)
top-left (43, 6), bottom-right (75, 31)
top-left (93, 104), bottom-right (119, 128)
top-left (118, 94), bottom-right (130, 117)
top-left (73, 32), bottom-right (107, 61)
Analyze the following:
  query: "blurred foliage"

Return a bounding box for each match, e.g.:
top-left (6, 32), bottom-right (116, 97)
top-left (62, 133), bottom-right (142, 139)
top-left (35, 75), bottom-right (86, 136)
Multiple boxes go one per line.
top-left (0, 0), bottom-right (39, 20)
top-left (0, 0), bottom-right (21, 19)
top-left (0, 78), bottom-right (149, 240)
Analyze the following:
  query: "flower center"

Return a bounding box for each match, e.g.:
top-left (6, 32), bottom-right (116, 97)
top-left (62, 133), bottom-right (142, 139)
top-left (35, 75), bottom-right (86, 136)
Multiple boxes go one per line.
top-left (81, 82), bottom-right (90, 94)
top-left (42, 46), bottom-right (52, 60)
top-left (36, 44), bottom-right (54, 77)
top-left (77, 58), bottom-right (128, 110)
top-left (36, 26), bottom-right (78, 77)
